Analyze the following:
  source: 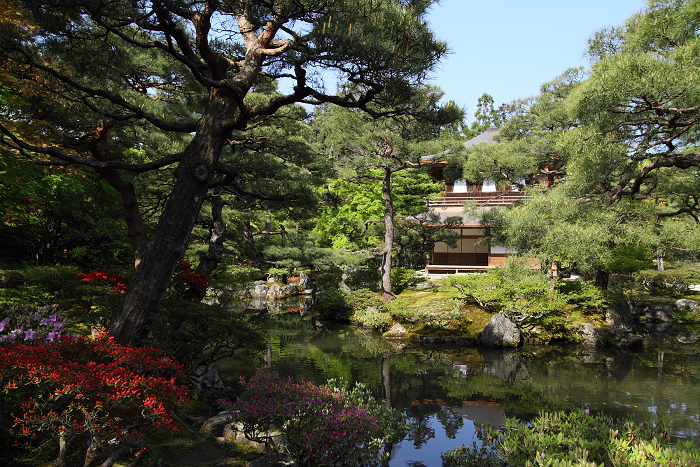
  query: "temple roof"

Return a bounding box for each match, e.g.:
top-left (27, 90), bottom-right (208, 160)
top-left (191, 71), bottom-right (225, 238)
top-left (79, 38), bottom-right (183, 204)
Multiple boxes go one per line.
top-left (421, 127), bottom-right (499, 162)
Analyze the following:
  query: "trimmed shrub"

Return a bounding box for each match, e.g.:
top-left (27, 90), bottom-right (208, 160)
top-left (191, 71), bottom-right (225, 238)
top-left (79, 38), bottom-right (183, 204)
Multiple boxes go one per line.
top-left (634, 268), bottom-right (695, 294)
top-left (313, 288), bottom-right (351, 320)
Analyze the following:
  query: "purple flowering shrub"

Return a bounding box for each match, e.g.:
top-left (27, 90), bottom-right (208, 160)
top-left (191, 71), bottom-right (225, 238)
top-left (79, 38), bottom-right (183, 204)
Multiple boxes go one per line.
top-left (0, 304), bottom-right (68, 344)
top-left (219, 371), bottom-right (406, 467)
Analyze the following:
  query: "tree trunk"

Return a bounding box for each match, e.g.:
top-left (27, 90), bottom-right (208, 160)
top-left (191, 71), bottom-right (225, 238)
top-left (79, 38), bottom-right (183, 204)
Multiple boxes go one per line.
top-left (242, 218), bottom-right (260, 268)
top-left (657, 238), bottom-right (665, 271)
top-left (380, 168), bottom-right (394, 302)
top-left (594, 269), bottom-right (610, 290)
top-left (183, 188), bottom-right (226, 300)
top-left (108, 91), bottom-right (235, 344)
top-left (87, 121), bottom-right (148, 268)
top-left (196, 188), bottom-right (226, 277)
top-left (656, 219), bottom-right (665, 271)
top-left (98, 173), bottom-right (147, 268)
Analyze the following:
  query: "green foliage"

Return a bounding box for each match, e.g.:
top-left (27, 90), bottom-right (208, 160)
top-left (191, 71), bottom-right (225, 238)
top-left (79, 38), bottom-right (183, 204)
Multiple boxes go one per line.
top-left (390, 267), bottom-right (419, 294)
top-left (314, 178), bottom-right (384, 250)
top-left (0, 265), bottom-right (121, 333)
top-left (387, 300), bottom-right (463, 330)
top-left (312, 267), bottom-right (344, 292)
top-left (346, 266), bottom-right (381, 291)
top-left (352, 306), bottom-right (394, 331)
top-left (555, 280), bottom-right (608, 311)
top-left (634, 267), bottom-right (699, 294)
top-left (482, 188), bottom-right (662, 279)
top-left (15, 265), bottom-right (81, 294)
top-left (564, 0), bottom-right (700, 210)
top-left (222, 264), bottom-right (262, 286)
top-left (442, 264), bottom-right (569, 320)
top-left (345, 288), bottom-right (384, 311)
top-left (265, 267), bottom-right (289, 282)
top-left (604, 244), bottom-right (653, 273)
top-left (0, 156), bottom-right (132, 269)
top-left (262, 229), bottom-right (345, 271)
top-left (440, 261), bottom-right (608, 337)
top-left (441, 409), bottom-right (700, 467)
top-left (0, 284), bottom-right (55, 310)
top-left (144, 298), bottom-right (265, 374)
top-left (313, 288), bottom-right (351, 320)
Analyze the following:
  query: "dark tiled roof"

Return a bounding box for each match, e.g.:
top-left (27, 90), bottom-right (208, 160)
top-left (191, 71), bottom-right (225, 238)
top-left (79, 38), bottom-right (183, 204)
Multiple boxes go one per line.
top-left (462, 128), bottom-right (499, 148)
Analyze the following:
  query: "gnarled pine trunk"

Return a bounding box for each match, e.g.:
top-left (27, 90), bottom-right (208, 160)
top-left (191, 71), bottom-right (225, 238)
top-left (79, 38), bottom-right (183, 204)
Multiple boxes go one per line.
top-left (108, 91), bottom-right (235, 344)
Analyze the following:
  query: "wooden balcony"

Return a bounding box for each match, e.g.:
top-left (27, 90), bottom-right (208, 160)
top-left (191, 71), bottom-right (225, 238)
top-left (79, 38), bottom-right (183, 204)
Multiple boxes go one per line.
top-left (426, 190), bottom-right (528, 207)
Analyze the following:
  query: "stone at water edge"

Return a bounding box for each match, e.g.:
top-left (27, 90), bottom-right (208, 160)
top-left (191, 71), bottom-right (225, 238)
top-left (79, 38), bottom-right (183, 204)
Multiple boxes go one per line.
top-left (298, 270), bottom-right (310, 288)
top-left (384, 323), bottom-right (408, 338)
top-left (481, 312), bottom-right (520, 347)
top-left (251, 281), bottom-right (269, 298)
top-left (677, 333), bottom-right (698, 344)
top-left (676, 299), bottom-right (698, 313)
top-left (638, 305), bottom-right (675, 323)
top-left (576, 323), bottom-right (600, 346)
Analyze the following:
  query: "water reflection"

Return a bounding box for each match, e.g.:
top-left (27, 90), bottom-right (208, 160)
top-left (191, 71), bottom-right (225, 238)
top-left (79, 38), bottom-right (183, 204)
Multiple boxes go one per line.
top-left (214, 310), bottom-right (700, 466)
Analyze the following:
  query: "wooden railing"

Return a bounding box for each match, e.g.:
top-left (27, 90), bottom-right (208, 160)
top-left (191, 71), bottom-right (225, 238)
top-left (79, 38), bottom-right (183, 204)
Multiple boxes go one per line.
top-left (427, 191), bottom-right (528, 207)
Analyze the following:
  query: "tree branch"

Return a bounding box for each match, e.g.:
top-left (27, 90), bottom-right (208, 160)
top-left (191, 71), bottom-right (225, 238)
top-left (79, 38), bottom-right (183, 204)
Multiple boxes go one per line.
top-left (0, 123), bottom-right (183, 172)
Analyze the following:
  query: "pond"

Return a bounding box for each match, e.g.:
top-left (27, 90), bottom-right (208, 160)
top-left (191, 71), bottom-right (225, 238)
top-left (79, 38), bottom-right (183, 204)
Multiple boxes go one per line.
top-left (214, 308), bottom-right (700, 467)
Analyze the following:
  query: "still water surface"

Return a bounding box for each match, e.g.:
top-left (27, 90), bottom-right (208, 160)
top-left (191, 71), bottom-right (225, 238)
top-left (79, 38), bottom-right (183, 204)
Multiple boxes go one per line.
top-left (215, 310), bottom-right (700, 467)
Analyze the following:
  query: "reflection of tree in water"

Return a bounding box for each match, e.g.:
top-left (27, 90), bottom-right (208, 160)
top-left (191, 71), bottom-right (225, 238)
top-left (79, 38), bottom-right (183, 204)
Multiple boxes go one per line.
top-left (217, 313), bottom-right (700, 445)
top-left (436, 408), bottom-right (465, 439)
top-left (405, 403), bottom-right (438, 448)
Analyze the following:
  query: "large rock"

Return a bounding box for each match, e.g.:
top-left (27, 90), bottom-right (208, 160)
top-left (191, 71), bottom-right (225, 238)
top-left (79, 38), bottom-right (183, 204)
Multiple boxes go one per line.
top-left (190, 364), bottom-right (224, 393)
top-left (299, 270), bottom-right (310, 289)
top-left (677, 332), bottom-right (698, 344)
top-left (676, 299), bottom-right (698, 313)
top-left (267, 283), bottom-right (283, 299)
top-left (200, 411), bottom-right (233, 437)
top-left (638, 305), bottom-right (674, 323)
top-left (606, 299), bottom-right (635, 328)
top-left (481, 312), bottom-right (521, 347)
top-left (251, 281), bottom-right (269, 298)
top-left (576, 323), bottom-right (601, 346)
top-left (384, 323), bottom-right (408, 338)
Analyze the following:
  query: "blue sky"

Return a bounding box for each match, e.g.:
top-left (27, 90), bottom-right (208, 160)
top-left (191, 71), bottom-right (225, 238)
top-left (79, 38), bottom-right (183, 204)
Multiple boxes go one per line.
top-left (425, 0), bottom-right (648, 120)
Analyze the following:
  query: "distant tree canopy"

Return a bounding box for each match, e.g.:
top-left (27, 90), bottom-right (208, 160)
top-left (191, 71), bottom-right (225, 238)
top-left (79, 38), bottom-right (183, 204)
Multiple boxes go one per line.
top-left (467, 0), bottom-right (700, 286)
top-left (312, 85), bottom-right (462, 300)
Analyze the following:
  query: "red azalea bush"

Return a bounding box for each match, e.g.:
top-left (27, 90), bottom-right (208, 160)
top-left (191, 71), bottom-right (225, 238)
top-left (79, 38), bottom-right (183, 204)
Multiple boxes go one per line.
top-left (75, 270), bottom-right (128, 294)
top-left (218, 371), bottom-right (404, 467)
top-left (0, 332), bottom-right (191, 467)
top-left (174, 260), bottom-right (213, 291)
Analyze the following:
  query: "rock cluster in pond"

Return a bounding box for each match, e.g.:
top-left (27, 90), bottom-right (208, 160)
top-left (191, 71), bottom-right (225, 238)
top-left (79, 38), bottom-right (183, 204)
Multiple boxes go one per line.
top-left (482, 299), bottom-right (698, 348)
top-left (208, 270), bottom-right (312, 306)
top-left (250, 281), bottom-right (305, 300)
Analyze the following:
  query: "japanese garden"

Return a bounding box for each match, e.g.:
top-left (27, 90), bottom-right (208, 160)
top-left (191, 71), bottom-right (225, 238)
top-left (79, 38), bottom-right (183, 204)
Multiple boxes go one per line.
top-left (1, 0), bottom-right (700, 466)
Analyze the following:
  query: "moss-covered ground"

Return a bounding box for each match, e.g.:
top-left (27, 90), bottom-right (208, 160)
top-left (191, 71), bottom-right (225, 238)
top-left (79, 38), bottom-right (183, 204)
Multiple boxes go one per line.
top-left (349, 281), bottom-right (700, 344)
